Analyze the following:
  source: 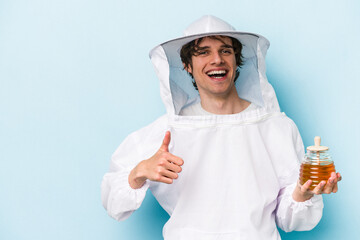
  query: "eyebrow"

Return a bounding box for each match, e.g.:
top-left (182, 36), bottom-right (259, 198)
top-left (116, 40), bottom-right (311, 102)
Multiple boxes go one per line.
top-left (196, 44), bottom-right (234, 50)
top-left (220, 44), bottom-right (234, 49)
top-left (196, 46), bottom-right (210, 50)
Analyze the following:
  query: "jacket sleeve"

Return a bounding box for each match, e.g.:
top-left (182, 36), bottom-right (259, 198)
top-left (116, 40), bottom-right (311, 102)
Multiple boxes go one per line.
top-left (101, 131), bottom-right (150, 221)
top-left (275, 183), bottom-right (324, 232)
top-left (275, 120), bottom-right (324, 232)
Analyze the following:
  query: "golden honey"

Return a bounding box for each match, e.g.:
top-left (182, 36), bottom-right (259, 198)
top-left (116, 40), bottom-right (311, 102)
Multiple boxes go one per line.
top-left (299, 162), bottom-right (336, 190)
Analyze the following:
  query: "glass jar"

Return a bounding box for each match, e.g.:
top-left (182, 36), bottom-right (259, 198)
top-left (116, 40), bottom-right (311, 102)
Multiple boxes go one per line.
top-left (299, 136), bottom-right (335, 190)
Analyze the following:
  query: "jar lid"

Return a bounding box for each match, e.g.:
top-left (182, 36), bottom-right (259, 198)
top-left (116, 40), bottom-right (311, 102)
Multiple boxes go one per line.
top-left (307, 136), bottom-right (329, 151)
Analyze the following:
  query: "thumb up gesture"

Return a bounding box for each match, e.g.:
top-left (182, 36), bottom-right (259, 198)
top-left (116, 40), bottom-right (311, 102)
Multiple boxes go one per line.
top-left (129, 131), bottom-right (184, 189)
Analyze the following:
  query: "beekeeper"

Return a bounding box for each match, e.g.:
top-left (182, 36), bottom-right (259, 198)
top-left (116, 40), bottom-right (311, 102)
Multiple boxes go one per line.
top-left (101, 15), bottom-right (341, 239)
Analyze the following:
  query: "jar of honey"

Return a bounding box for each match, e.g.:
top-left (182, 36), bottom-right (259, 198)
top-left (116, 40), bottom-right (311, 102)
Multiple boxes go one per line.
top-left (299, 136), bottom-right (335, 190)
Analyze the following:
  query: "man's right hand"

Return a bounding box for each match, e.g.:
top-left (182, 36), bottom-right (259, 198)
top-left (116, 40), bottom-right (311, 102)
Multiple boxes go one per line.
top-left (128, 131), bottom-right (184, 189)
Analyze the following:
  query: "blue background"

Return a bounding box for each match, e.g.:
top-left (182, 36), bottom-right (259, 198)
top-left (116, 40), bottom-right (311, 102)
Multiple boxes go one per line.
top-left (0, 0), bottom-right (359, 239)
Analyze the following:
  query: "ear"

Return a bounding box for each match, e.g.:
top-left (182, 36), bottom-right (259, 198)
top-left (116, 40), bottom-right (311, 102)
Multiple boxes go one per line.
top-left (183, 63), bottom-right (192, 74)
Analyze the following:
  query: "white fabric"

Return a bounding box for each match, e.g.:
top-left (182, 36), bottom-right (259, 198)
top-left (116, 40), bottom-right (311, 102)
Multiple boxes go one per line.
top-left (183, 15), bottom-right (236, 36)
top-left (179, 100), bottom-right (259, 116)
top-left (101, 15), bottom-right (324, 240)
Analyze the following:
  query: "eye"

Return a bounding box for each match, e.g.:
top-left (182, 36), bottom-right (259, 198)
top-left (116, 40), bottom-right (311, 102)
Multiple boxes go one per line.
top-left (221, 49), bottom-right (233, 54)
top-left (198, 50), bottom-right (209, 55)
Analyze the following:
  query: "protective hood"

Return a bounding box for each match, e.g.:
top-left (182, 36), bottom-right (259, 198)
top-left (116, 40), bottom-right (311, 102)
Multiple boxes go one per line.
top-left (149, 15), bottom-right (280, 120)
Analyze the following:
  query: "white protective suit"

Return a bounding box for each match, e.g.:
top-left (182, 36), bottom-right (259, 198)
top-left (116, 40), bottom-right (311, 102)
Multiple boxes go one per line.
top-left (101, 15), bottom-right (324, 240)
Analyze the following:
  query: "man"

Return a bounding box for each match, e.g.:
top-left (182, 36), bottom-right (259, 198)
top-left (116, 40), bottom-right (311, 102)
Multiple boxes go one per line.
top-left (101, 15), bottom-right (341, 239)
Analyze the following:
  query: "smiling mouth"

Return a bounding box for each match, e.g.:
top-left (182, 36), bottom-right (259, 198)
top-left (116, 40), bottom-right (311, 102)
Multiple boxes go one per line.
top-left (206, 70), bottom-right (227, 79)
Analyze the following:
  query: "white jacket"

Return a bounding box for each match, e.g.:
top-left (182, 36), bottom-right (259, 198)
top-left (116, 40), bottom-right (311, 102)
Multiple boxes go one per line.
top-left (101, 15), bottom-right (323, 240)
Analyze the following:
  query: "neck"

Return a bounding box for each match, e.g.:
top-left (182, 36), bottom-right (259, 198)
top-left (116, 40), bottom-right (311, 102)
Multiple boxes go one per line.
top-left (199, 87), bottom-right (250, 115)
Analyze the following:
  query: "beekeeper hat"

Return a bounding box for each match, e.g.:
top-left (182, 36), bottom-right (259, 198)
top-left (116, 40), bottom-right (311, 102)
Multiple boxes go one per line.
top-left (149, 15), bottom-right (279, 115)
top-left (150, 15), bottom-right (269, 66)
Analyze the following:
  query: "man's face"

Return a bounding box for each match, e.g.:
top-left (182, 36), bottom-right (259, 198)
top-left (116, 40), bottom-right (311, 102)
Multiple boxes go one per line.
top-left (186, 36), bottom-right (237, 98)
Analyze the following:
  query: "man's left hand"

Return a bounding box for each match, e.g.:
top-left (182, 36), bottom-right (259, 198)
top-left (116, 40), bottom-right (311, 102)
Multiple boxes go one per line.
top-left (292, 172), bottom-right (342, 202)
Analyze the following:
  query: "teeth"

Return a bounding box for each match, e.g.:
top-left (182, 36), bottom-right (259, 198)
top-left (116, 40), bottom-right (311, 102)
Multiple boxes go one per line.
top-left (207, 70), bottom-right (226, 75)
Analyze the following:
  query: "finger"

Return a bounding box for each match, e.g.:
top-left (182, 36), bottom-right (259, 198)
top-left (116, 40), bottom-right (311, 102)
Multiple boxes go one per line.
top-left (166, 161), bottom-right (182, 173)
top-left (337, 172), bottom-right (342, 182)
top-left (159, 131), bottom-right (171, 152)
top-left (156, 176), bottom-right (174, 184)
top-left (313, 180), bottom-right (326, 194)
top-left (152, 168), bottom-right (175, 183)
top-left (330, 172), bottom-right (340, 193)
top-left (322, 184), bottom-right (332, 194)
top-left (329, 172), bottom-right (337, 184)
top-left (332, 182), bottom-right (338, 193)
top-left (323, 173), bottom-right (336, 194)
top-left (300, 180), bottom-right (312, 193)
top-left (162, 169), bottom-right (179, 180)
top-left (166, 153), bottom-right (184, 166)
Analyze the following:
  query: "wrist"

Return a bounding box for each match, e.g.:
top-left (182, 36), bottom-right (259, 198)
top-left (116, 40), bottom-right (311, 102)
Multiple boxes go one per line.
top-left (128, 161), bottom-right (147, 189)
top-left (292, 186), bottom-right (313, 202)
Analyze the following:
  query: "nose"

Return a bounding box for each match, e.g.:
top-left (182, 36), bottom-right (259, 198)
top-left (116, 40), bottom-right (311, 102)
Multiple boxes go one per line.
top-left (210, 52), bottom-right (224, 65)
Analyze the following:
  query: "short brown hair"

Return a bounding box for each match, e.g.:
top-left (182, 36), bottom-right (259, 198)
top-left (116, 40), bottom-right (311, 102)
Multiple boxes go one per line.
top-left (180, 36), bottom-right (244, 90)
